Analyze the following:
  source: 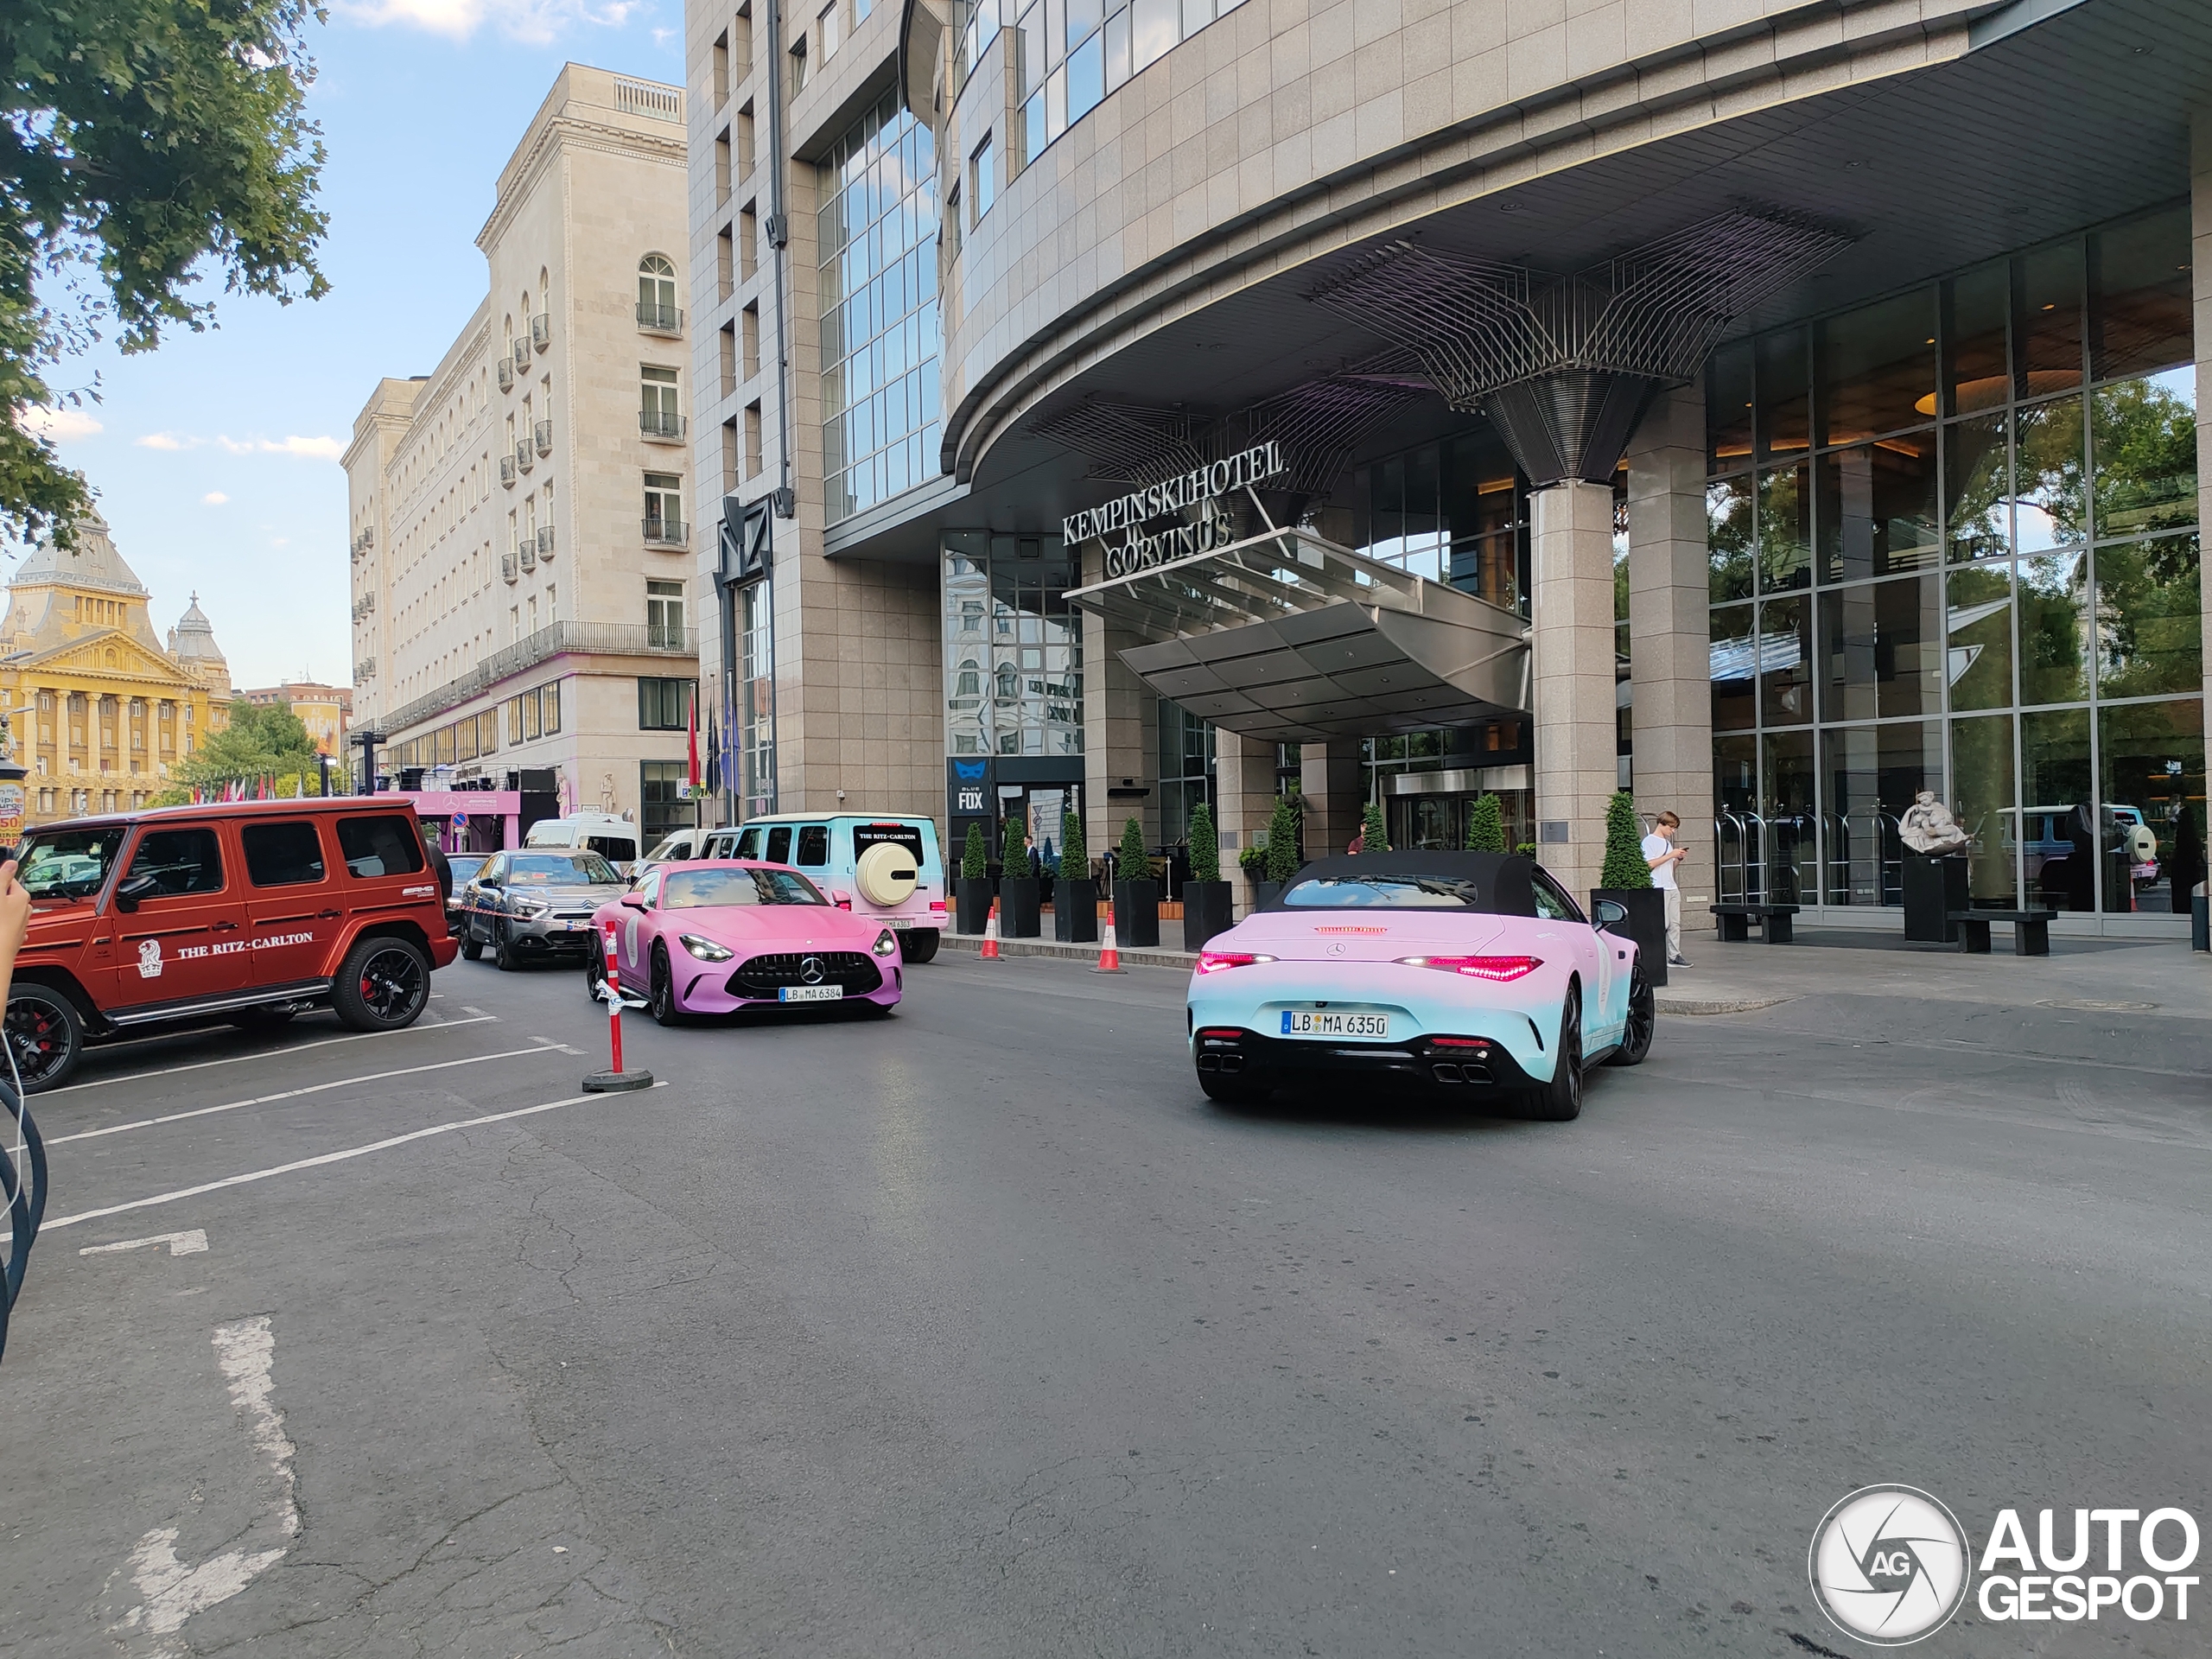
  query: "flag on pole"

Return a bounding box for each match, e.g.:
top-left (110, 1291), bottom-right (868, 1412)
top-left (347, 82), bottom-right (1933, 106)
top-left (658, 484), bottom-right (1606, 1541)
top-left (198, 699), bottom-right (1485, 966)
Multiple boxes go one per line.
top-left (704, 710), bottom-right (722, 794)
top-left (686, 683), bottom-right (701, 791)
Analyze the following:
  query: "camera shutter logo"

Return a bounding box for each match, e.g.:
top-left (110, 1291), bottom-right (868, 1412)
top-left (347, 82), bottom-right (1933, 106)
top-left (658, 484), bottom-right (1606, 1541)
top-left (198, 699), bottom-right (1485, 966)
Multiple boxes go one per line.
top-left (1809, 1485), bottom-right (1971, 1645)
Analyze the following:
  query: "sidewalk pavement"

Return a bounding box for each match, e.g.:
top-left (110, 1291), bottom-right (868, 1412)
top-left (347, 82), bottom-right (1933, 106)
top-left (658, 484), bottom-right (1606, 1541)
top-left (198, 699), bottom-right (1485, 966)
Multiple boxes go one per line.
top-left (939, 926), bottom-right (2209, 1019)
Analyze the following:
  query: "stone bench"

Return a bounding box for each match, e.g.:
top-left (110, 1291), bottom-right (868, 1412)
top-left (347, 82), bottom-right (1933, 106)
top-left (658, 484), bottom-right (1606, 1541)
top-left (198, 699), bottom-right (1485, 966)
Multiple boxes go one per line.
top-left (1948, 908), bottom-right (2057, 957)
top-left (1710, 901), bottom-right (1801, 944)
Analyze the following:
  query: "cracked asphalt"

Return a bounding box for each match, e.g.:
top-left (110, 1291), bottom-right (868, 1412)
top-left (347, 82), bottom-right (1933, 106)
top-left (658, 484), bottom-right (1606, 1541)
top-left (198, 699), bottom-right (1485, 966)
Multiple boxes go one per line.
top-left (2, 942), bottom-right (2209, 1656)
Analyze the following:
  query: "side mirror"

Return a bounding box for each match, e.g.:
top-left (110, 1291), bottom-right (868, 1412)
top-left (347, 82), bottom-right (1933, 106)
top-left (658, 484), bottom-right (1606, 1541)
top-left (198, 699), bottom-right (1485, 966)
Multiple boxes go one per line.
top-left (113, 872), bottom-right (160, 913)
top-left (620, 890), bottom-right (648, 910)
top-left (1594, 899), bottom-right (1628, 930)
top-left (830, 889), bottom-right (852, 909)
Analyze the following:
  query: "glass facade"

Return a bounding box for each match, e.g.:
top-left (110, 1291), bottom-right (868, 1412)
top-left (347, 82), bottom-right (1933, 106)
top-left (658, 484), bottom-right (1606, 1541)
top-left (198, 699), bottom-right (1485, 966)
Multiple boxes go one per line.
top-left (943, 534), bottom-right (1084, 758)
top-left (736, 578), bottom-right (775, 819)
top-left (820, 93), bottom-right (940, 524)
top-left (1156, 697), bottom-right (1215, 848)
top-left (1706, 205), bottom-right (2202, 914)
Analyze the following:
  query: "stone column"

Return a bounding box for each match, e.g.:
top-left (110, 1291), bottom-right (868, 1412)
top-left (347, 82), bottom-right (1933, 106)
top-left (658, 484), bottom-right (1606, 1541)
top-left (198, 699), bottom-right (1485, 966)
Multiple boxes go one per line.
top-left (2195, 117), bottom-right (2212, 831)
top-left (1300, 739), bottom-right (1363, 858)
top-left (1081, 608), bottom-right (1154, 875)
top-left (1625, 384), bottom-right (1717, 925)
top-left (1215, 731), bottom-right (1277, 919)
top-left (1529, 479), bottom-right (1620, 900)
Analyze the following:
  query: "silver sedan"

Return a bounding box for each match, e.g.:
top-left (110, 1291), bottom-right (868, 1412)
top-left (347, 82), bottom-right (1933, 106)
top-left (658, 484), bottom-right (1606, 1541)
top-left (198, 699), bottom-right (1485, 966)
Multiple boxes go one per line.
top-left (459, 849), bottom-right (630, 970)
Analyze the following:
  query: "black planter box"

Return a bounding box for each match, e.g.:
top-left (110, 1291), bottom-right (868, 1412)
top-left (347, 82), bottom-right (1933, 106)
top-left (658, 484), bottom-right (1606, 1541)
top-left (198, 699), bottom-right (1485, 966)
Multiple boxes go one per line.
top-left (1591, 886), bottom-right (1668, 988)
top-left (1112, 880), bottom-right (1160, 947)
top-left (1000, 876), bottom-right (1042, 938)
top-left (1903, 853), bottom-right (1969, 943)
top-left (1054, 878), bottom-right (1100, 943)
top-left (1182, 880), bottom-right (1235, 951)
top-left (954, 877), bottom-right (993, 936)
top-left (1251, 880), bottom-right (1283, 912)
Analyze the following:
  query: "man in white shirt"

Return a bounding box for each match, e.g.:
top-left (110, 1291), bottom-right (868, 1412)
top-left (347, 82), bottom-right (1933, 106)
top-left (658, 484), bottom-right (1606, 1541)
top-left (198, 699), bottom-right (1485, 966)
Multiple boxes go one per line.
top-left (1642, 810), bottom-right (1690, 967)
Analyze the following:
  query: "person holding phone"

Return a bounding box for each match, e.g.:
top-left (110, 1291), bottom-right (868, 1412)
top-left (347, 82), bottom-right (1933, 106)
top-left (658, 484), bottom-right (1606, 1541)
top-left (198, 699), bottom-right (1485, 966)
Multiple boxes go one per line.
top-left (1642, 810), bottom-right (1691, 967)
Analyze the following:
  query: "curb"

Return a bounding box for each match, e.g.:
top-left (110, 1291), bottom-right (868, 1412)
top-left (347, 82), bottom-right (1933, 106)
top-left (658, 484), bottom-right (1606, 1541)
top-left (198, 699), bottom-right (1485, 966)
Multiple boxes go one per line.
top-left (1656, 993), bottom-right (1796, 1015)
top-left (942, 932), bottom-right (1194, 971)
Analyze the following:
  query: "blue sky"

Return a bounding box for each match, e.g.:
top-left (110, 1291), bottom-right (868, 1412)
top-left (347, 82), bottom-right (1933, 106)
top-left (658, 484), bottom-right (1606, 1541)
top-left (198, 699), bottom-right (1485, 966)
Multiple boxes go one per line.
top-left (14, 0), bottom-right (685, 690)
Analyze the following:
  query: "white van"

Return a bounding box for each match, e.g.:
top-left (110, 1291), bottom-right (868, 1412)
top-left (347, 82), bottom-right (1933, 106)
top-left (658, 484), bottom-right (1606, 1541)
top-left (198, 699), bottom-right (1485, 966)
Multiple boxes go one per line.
top-left (523, 811), bottom-right (643, 874)
top-left (703, 812), bottom-right (945, 962)
top-left (639, 824), bottom-right (716, 872)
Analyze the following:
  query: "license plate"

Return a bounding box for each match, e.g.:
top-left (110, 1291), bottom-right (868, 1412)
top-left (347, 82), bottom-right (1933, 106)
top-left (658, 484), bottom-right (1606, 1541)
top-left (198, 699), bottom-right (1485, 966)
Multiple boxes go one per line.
top-left (1281, 1010), bottom-right (1389, 1039)
top-left (886, 916), bottom-right (915, 929)
top-left (779, 985), bottom-right (844, 1003)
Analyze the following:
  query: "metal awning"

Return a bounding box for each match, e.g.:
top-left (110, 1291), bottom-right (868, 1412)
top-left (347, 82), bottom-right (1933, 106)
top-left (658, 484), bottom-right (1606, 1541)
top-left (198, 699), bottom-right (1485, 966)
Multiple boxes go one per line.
top-left (1065, 527), bottom-right (1529, 742)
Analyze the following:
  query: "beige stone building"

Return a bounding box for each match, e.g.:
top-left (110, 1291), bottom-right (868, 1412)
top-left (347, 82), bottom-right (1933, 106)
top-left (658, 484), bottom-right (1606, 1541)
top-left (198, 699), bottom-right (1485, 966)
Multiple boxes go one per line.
top-left (0, 512), bottom-right (232, 824)
top-left (345, 64), bottom-right (702, 842)
top-left (684, 0), bottom-right (2209, 935)
top-left (240, 679), bottom-right (352, 757)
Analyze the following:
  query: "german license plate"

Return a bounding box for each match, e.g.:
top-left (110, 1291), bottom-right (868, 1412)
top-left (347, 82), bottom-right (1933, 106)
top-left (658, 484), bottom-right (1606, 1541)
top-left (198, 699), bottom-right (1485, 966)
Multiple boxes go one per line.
top-left (779, 985), bottom-right (843, 1003)
top-left (886, 915), bottom-right (914, 929)
top-left (1281, 1010), bottom-right (1389, 1039)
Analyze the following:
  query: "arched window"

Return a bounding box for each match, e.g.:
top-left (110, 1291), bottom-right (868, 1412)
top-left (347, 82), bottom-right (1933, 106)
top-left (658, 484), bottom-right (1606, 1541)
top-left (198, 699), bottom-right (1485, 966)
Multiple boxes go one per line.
top-left (954, 660), bottom-right (980, 697)
top-left (638, 254), bottom-right (677, 328)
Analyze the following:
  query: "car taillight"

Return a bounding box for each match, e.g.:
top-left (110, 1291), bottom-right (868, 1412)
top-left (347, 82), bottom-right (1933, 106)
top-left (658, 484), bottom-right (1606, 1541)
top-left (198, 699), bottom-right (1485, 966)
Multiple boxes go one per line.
top-left (1396, 954), bottom-right (1543, 982)
top-left (1194, 950), bottom-right (1275, 975)
top-left (929, 899), bottom-right (946, 912)
top-left (1197, 1027), bottom-right (1244, 1040)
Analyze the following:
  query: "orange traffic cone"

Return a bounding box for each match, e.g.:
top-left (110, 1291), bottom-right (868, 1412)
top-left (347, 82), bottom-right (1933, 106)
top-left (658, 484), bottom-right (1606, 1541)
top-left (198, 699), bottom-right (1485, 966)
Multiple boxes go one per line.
top-left (1093, 899), bottom-right (1125, 973)
top-left (980, 895), bottom-right (1001, 961)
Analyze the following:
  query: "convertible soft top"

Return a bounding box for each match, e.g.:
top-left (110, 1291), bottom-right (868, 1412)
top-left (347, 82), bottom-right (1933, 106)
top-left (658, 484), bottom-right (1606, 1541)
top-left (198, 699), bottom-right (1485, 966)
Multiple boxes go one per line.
top-left (1262, 851), bottom-right (1541, 917)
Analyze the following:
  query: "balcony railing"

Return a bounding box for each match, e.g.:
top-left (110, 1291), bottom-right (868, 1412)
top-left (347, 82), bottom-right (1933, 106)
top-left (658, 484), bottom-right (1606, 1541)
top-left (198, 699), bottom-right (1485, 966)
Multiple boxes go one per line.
top-left (497, 357), bottom-right (515, 391)
top-left (376, 621), bottom-right (700, 734)
top-left (514, 441), bottom-right (534, 474)
top-left (531, 312), bottom-right (550, 352)
top-left (643, 517), bottom-right (687, 545)
top-left (500, 552), bottom-right (519, 585)
top-left (533, 418), bottom-right (552, 455)
top-left (517, 536), bottom-right (537, 573)
top-left (499, 454), bottom-right (517, 487)
top-left (639, 410), bottom-right (687, 442)
top-left (537, 525), bottom-right (556, 560)
top-left (637, 301), bottom-right (683, 334)
top-left (511, 337), bottom-right (530, 372)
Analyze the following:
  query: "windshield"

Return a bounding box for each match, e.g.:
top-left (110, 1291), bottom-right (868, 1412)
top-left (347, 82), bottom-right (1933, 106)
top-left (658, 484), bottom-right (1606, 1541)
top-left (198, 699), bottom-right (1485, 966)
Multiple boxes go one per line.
top-left (506, 853), bottom-right (620, 886)
top-left (1281, 873), bottom-right (1493, 911)
top-left (663, 867), bottom-right (828, 908)
top-left (449, 855), bottom-right (488, 883)
top-left (16, 828), bottom-right (127, 900)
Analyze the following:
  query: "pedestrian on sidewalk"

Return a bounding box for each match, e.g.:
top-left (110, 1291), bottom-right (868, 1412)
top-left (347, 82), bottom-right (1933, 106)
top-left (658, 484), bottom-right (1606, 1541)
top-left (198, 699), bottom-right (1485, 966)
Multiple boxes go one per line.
top-left (1643, 810), bottom-right (1691, 967)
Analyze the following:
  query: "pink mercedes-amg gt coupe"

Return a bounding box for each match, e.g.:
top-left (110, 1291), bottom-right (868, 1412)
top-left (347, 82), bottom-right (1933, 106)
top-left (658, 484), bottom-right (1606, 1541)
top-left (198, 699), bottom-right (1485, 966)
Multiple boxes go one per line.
top-left (587, 860), bottom-right (904, 1024)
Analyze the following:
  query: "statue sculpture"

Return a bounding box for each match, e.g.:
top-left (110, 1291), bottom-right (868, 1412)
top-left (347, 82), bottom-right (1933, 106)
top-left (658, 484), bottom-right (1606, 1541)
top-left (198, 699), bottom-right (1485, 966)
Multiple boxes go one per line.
top-left (1899, 789), bottom-right (1971, 856)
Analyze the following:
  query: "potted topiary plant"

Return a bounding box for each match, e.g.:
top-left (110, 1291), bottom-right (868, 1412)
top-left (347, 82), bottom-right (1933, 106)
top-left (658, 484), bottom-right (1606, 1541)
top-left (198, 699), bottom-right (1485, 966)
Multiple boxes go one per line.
top-left (1000, 813), bottom-right (1041, 938)
top-left (1255, 793), bottom-right (1303, 909)
top-left (1113, 816), bottom-right (1160, 947)
top-left (1181, 803), bottom-right (1234, 950)
top-left (1358, 798), bottom-right (1389, 855)
top-left (1238, 840), bottom-right (1268, 903)
top-left (956, 821), bottom-right (992, 934)
top-left (1054, 807), bottom-right (1098, 943)
top-left (1465, 792), bottom-right (1507, 854)
top-left (1592, 789), bottom-right (1667, 988)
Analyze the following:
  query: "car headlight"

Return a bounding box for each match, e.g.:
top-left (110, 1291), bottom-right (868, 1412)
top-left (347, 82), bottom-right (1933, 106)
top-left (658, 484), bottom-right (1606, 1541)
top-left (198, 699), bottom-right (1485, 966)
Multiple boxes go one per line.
top-left (680, 933), bottom-right (734, 962)
top-left (510, 895), bottom-right (550, 918)
top-left (871, 929), bottom-right (899, 958)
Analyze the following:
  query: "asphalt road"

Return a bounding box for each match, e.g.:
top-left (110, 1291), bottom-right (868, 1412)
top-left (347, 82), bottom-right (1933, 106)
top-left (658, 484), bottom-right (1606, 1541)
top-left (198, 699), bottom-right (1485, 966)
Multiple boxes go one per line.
top-left (2, 944), bottom-right (2209, 1656)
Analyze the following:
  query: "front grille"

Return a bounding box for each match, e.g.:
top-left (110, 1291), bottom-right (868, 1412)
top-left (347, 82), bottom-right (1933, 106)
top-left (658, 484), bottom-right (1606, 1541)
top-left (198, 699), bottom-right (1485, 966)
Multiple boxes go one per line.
top-left (728, 950), bottom-right (881, 998)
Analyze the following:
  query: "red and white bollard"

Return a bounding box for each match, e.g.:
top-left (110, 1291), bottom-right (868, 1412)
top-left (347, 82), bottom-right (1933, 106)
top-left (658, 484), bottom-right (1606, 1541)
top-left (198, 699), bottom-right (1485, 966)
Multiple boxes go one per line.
top-left (583, 919), bottom-right (654, 1093)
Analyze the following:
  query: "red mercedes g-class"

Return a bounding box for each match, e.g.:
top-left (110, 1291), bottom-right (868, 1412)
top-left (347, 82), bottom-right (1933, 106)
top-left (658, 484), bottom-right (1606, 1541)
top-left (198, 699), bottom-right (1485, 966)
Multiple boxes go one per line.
top-left (3, 800), bottom-right (460, 1091)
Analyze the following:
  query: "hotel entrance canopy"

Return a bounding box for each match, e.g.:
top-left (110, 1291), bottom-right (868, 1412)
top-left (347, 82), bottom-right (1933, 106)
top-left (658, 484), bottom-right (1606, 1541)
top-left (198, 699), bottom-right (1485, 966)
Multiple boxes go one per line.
top-left (1065, 527), bottom-right (1529, 743)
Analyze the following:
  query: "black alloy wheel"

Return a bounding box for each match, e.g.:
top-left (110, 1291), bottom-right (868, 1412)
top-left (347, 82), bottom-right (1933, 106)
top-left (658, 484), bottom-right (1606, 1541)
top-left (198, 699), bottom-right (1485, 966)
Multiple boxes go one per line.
top-left (333, 937), bottom-right (431, 1033)
top-left (898, 928), bottom-right (939, 964)
top-left (648, 945), bottom-right (681, 1027)
top-left (460, 918), bottom-right (484, 962)
top-left (1519, 987), bottom-right (1584, 1121)
top-left (4, 983), bottom-right (85, 1093)
top-left (493, 919), bottom-right (519, 972)
top-left (584, 950), bottom-right (607, 1003)
top-left (1605, 965), bottom-right (1655, 1067)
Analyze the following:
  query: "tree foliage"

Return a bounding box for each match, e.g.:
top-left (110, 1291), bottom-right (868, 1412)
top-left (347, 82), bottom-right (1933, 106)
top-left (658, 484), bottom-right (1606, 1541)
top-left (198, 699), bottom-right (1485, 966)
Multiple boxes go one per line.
top-left (3, 0), bottom-right (330, 542)
top-left (1185, 802), bottom-right (1220, 885)
top-left (961, 820), bottom-right (987, 881)
top-left (1599, 791), bottom-right (1653, 890)
top-left (1465, 792), bottom-right (1506, 853)
top-left (1059, 807), bottom-right (1087, 882)
top-left (1264, 793), bottom-right (1302, 882)
top-left (174, 696), bottom-right (318, 787)
top-left (1117, 815), bottom-right (1147, 878)
top-left (1001, 812), bottom-right (1028, 876)
top-left (1359, 799), bottom-right (1389, 856)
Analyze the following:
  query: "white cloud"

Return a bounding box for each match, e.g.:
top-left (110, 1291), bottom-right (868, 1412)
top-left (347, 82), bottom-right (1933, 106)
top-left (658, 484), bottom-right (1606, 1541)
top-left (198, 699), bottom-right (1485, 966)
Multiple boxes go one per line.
top-left (137, 432), bottom-right (189, 451)
top-left (18, 407), bottom-right (104, 442)
top-left (203, 492), bottom-right (230, 506)
top-left (335, 0), bottom-right (644, 45)
top-left (264, 435), bottom-right (343, 461)
top-left (137, 431), bottom-right (340, 461)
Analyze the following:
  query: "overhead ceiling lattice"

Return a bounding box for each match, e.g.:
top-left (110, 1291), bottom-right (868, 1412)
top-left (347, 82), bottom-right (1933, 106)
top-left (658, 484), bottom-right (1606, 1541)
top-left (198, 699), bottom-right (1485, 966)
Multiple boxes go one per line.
top-left (1027, 401), bottom-right (1205, 490)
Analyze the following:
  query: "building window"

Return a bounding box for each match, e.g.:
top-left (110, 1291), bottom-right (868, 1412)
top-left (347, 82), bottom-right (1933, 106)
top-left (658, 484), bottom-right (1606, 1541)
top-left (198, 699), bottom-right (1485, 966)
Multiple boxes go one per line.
top-left (819, 92), bottom-right (940, 524)
top-left (941, 533), bottom-right (1083, 761)
top-left (969, 135), bottom-right (994, 223)
top-left (641, 365), bottom-right (683, 439)
top-left (640, 760), bottom-right (690, 842)
top-left (538, 679), bottom-right (561, 736)
top-left (646, 578), bottom-right (686, 647)
top-left (638, 677), bottom-right (696, 730)
top-left (1704, 204), bottom-right (2202, 918)
top-left (738, 577), bottom-right (776, 817)
top-left (645, 472), bottom-right (683, 542)
top-left (817, 0), bottom-right (840, 60)
top-left (639, 254), bottom-right (679, 330)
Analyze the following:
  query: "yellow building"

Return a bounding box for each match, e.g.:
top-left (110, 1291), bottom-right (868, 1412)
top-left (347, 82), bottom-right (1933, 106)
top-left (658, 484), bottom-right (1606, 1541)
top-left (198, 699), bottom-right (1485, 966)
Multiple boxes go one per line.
top-left (241, 679), bottom-right (352, 757)
top-left (0, 512), bottom-right (232, 823)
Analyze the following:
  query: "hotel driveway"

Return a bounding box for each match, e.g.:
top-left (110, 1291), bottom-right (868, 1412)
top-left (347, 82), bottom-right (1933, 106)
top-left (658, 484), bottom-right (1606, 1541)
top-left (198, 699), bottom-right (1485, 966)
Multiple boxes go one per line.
top-left (1, 942), bottom-right (2207, 1656)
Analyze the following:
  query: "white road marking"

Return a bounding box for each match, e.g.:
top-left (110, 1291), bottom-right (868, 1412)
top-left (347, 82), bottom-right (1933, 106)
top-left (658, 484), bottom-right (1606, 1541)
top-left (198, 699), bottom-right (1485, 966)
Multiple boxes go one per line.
top-left (107, 1317), bottom-right (299, 1656)
top-left (44, 1084), bottom-right (662, 1232)
top-left (79, 1230), bottom-right (208, 1258)
top-left (49, 1014), bottom-right (500, 1095)
top-left (47, 1044), bottom-right (565, 1147)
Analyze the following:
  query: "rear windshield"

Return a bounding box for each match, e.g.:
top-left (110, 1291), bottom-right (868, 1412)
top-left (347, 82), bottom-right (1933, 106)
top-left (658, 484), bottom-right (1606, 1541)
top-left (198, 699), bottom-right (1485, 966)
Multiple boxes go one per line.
top-left (507, 853), bottom-right (620, 886)
top-left (16, 828), bottom-right (126, 900)
top-left (1280, 873), bottom-right (1496, 911)
top-left (854, 823), bottom-right (925, 865)
top-left (664, 867), bottom-right (828, 908)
